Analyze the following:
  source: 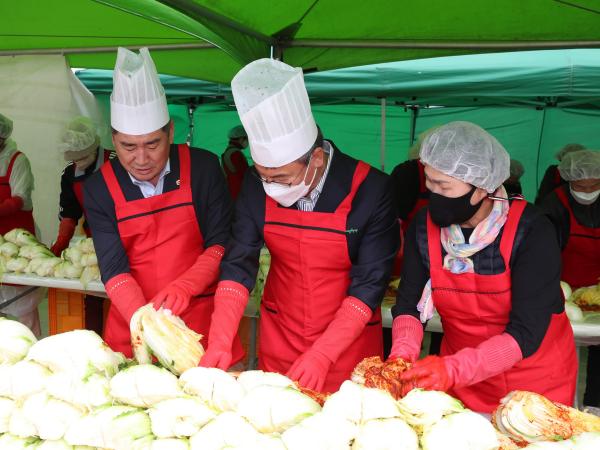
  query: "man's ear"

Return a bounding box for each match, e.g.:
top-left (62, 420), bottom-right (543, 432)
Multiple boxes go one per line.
top-left (312, 147), bottom-right (325, 168)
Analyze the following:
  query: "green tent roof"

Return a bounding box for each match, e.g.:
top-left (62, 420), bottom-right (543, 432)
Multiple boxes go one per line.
top-left (3, 1), bottom-right (600, 82)
top-left (77, 49), bottom-right (600, 108)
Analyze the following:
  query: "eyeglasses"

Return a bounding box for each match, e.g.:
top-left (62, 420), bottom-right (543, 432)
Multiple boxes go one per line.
top-left (251, 163), bottom-right (308, 187)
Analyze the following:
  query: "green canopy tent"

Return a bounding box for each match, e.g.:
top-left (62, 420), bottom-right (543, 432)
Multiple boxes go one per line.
top-left (77, 49), bottom-right (600, 199)
top-left (3, 0), bottom-right (600, 83)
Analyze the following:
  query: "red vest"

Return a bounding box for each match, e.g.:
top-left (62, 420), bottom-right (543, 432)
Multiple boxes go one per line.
top-left (260, 161), bottom-right (383, 392)
top-left (427, 200), bottom-right (577, 412)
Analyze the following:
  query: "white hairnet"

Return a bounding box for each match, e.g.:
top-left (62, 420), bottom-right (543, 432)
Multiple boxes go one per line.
top-left (0, 113), bottom-right (13, 139)
top-left (408, 126), bottom-right (440, 160)
top-left (59, 117), bottom-right (99, 160)
top-left (555, 143), bottom-right (585, 161)
top-left (509, 159), bottom-right (525, 179)
top-left (228, 125), bottom-right (247, 139)
top-left (420, 121), bottom-right (510, 193)
top-left (558, 150), bottom-right (600, 181)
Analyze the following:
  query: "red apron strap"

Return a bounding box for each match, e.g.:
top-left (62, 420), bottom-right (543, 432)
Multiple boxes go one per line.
top-left (555, 185), bottom-right (571, 211)
top-left (417, 160), bottom-right (427, 194)
top-left (426, 212), bottom-right (443, 270)
top-left (498, 199), bottom-right (526, 267)
top-left (5, 151), bottom-right (22, 179)
top-left (553, 167), bottom-right (562, 185)
top-left (103, 150), bottom-right (111, 163)
top-left (100, 162), bottom-right (127, 206)
top-left (177, 144), bottom-right (191, 189)
top-left (336, 161), bottom-right (370, 213)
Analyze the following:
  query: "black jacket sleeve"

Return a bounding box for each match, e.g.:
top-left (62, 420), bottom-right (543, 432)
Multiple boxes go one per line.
top-left (58, 165), bottom-right (83, 222)
top-left (219, 172), bottom-right (265, 292)
top-left (83, 170), bottom-right (131, 283)
top-left (539, 191), bottom-right (571, 250)
top-left (505, 211), bottom-right (564, 358)
top-left (348, 173), bottom-right (400, 310)
top-left (535, 165), bottom-right (560, 205)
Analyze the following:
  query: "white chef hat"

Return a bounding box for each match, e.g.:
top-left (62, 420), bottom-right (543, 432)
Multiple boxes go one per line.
top-left (110, 47), bottom-right (169, 135)
top-left (231, 58), bottom-right (318, 168)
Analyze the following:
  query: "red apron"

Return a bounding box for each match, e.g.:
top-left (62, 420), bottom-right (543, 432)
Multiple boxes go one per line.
top-left (0, 151), bottom-right (34, 235)
top-left (100, 144), bottom-right (243, 362)
top-left (428, 200), bottom-right (577, 412)
top-left (555, 186), bottom-right (600, 289)
top-left (260, 161), bottom-right (383, 392)
top-left (393, 161), bottom-right (430, 276)
top-left (222, 146), bottom-right (248, 200)
top-left (73, 150), bottom-right (111, 237)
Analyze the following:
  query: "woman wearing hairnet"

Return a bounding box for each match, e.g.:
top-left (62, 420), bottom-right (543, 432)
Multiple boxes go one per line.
top-left (541, 150), bottom-right (600, 410)
top-left (535, 143), bottom-right (585, 204)
top-left (50, 117), bottom-right (113, 334)
top-left (0, 112), bottom-right (43, 336)
top-left (390, 121), bottom-right (577, 413)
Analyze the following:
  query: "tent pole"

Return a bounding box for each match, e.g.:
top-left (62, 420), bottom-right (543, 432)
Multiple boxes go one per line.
top-left (409, 106), bottom-right (419, 146)
top-left (380, 98), bottom-right (386, 171)
top-left (0, 43), bottom-right (214, 56)
top-left (534, 108), bottom-right (548, 191)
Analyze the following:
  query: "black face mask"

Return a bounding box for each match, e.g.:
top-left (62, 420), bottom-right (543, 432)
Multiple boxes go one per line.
top-left (428, 185), bottom-right (484, 228)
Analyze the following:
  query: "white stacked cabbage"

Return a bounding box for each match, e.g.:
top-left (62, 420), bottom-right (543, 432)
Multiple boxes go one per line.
top-left (58, 238), bottom-right (100, 285)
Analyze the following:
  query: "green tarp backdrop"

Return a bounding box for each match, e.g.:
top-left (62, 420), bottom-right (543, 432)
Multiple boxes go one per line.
top-left (82, 49), bottom-right (600, 201)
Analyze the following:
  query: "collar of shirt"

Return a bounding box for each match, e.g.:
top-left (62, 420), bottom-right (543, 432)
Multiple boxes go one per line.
top-left (296, 140), bottom-right (333, 212)
top-left (128, 159), bottom-right (171, 198)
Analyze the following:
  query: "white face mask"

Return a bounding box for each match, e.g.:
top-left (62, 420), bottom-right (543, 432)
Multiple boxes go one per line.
top-left (262, 159), bottom-right (317, 207)
top-left (570, 186), bottom-right (600, 205)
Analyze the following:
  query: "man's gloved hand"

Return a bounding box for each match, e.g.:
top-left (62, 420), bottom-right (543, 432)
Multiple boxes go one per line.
top-left (287, 349), bottom-right (332, 392)
top-left (50, 218), bottom-right (77, 256)
top-left (399, 355), bottom-right (453, 396)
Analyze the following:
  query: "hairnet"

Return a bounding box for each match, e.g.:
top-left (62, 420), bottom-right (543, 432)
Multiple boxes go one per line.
top-left (0, 113), bottom-right (13, 139)
top-left (408, 126), bottom-right (440, 160)
top-left (228, 125), bottom-right (247, 140)
top-left (509, 159), bottom-right (525, 179)
top-left (420, 121), bottom-right (510, 193)
top-left (555, 143), bottom-right (585, 162)
top-left (558, 150), bottom-right (600, 181)
top-left (59, 117), bottom-right (99, 160)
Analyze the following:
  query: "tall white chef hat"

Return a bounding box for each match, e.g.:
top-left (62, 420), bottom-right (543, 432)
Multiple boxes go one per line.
top-left (110, 47), bottom-right (169, 135)
top-left (231, 58), bottom-right (318, 168)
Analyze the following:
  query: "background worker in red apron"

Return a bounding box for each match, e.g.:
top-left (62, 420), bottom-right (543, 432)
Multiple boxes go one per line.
top-left (50, 117), bottom-right (113, 335)
top-left (390, 121), bottom-right (577, 414)
top-left (83, 47), bottom-right (243, 363)
top-left (0, 112), bottom-right (42, 336)
top-left (221, 125), bottom-right (249, 200)
top-left (200, 59), bottom-right (399, 392)
top-left (541, 149), bottom-right (600, 410)
top-left (535, 143), bottom-right (585, 204)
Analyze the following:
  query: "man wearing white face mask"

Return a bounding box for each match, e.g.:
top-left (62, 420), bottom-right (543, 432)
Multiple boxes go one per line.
top-left (200, 58), bottom-right (399, 392)
top-left (541, 149), bottom-right (600, 409)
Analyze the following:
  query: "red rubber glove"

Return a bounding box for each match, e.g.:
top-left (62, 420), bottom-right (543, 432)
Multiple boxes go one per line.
top-left (286, 296), bottom-right (373, 391)
top-left (50, 218), bottom-right (76, 256)
top-left (399, 355), bottom-right (453, 396)
top-left (199, 280), bottom-right (248, 370)
top-left (389, 314), bottom-right (424, 362)
top-left (152, 245), bottom-right (224, 316)
top-left (105, 273), bottom-right (147, 325)
top-left (0, 196), bottom-right (23, 216)
top-left (399, 333), bottom-right (522, 396)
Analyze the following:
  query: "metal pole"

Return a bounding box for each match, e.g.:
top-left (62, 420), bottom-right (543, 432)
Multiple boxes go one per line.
top-left (380, 98), bottom-right (386, 171)
top-left (534, 108), bottom-right (548, 191)
top-left (0, 42), bottom-right (214, 57)
top-left (409, 106), bottom-right (419, 146)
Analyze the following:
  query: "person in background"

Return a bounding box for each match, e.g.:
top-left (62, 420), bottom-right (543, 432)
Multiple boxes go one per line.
top-left (504, 159), bottom-right (525, 195)
top-left (535, 143), bottom-right (585, 204)
top-left (84, 48), bottom-right (243, 362)
top-left (200, 58), bottom-right (399, 392)
top-left (50, 117), bottom-right (114, 335)
top-left (541, 149), bottom-right (600, 409)
top-left (391, 121), bottom-right (577, 413)
top-left (221, 125), bottom-right (249, 200)
top-left (0, 112), bottom-right (42, 336)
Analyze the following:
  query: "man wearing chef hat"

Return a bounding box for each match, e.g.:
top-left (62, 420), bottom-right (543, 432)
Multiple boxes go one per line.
top-left (200, 59), bottom-right (399, 392)
top-left (84, 48), bottom-right (243, 361)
